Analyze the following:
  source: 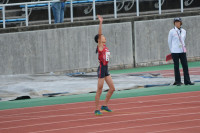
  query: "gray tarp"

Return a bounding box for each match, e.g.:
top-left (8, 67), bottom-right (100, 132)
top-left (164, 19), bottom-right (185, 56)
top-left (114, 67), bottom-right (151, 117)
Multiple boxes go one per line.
top-left (0, 72), bottom-right (199, 101)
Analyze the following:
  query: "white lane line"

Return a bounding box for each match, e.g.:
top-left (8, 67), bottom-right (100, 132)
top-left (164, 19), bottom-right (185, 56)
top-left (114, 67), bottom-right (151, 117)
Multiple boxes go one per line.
top-left (147, 126), bottom-right (200, 133)
top-left (1, 100), bottom-right (200, 124)
top-left (0, 90), bottom-right (199, 112)
top-left (1, 108), bottom-right (200, 131)
top-left (1, 103), bottom-right (200, 124)
top-left (89, 119), bottom-right (200, 133)
top-left (1, 94), bottom-right (200, 118)
top-left (1, 105), bottom-right (200, 125)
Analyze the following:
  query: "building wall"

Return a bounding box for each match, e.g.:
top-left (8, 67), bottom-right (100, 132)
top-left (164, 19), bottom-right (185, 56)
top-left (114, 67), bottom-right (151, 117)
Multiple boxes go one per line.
top-left (0, 22), bottom-right (133, 74)
top-left (1, 14), bottom-right (200, 75)
top-left (134, 15), bottom-right (200, 66)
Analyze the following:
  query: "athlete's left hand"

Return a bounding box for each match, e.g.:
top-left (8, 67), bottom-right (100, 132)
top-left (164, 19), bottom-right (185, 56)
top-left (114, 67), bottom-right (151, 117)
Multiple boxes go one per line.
top-left (97, 15), bottom-right (103, 23)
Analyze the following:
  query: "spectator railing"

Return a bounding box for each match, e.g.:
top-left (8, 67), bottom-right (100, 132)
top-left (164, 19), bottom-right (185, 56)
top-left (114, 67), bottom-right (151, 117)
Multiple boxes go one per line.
top-left (0, 0), bottom-right (185, 29)
top-left (0, 1), bottom-right (56, 28)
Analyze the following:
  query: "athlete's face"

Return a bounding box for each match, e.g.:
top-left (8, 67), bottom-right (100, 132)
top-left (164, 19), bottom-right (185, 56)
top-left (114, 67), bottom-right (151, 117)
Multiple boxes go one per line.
top-left (101, 35), bottom-right (106, 43)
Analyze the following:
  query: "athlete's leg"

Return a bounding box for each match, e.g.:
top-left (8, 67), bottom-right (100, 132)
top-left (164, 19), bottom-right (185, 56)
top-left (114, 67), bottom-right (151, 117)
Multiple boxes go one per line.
top-left (104, 75), bottom-right (115, 106)
top-left (95, 78), bottom-right (105, 110)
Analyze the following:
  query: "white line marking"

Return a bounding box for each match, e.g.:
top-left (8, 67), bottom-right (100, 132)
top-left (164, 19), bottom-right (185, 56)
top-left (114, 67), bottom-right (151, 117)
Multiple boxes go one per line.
top-left (0, 91), bottom-right (199, 112)
top-left (147, 126), bottom-right (200, 133)
top-left (1, 108), bottom-right (200, 131)
top-left (1, 100), bottom-right (200, 124)
top-left (1, 94), bottom-right (200, 118)
top-left (1, 103), bottom-right (200, 125)
top-left (89, 119), bottom-right (200, 133)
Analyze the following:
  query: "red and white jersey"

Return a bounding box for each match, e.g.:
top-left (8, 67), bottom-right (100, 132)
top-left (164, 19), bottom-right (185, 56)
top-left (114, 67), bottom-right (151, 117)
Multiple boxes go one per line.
top-left (98, 44), bottom-right (110, 65)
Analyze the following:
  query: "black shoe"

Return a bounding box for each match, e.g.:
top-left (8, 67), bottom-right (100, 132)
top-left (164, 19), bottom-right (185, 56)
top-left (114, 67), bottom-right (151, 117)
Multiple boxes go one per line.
top-left (176, 83), bottom-right (182, 86)
top-left (185, 82), bottom-right (195, 85)
top-left (173, 82), bottom-right (183, 86)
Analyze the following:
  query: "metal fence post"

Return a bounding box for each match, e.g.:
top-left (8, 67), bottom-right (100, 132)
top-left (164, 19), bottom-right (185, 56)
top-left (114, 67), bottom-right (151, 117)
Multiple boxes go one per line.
top-left (48, 2), bottom-right (51, 24)
top-left (70, 0), bottom-right (73, 22)
top-left (136, 0), bottom-right (139, 16)
top-left (159, 0), bottom-right (161, 14)
top-left (93, 0), bottom-right (96, 20)
top-left (25, 4), bottom-right (28, 26)
top-left (2, 6), bottom-right (6, 28)
top-left (114, 0), bottom-right (117, 18)
top-left (181, 0), bottom-right (184, 12)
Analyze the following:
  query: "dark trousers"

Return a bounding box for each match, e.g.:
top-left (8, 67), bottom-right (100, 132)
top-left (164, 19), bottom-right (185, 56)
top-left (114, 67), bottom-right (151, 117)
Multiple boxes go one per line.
top-left (171, 53), bottom-right (191, 84)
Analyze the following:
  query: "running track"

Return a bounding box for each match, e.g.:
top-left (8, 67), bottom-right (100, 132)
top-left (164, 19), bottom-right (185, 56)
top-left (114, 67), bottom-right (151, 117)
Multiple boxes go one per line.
top-left (0, 91), bottom-right (200, 133)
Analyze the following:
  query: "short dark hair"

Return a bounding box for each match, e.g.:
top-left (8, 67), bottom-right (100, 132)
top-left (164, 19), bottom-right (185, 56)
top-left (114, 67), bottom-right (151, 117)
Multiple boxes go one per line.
top-left (94, 34), bottom-right (101, 53)
top-left (94, 34), bottom-right (103, 43)
top-left (94, 34), bottom-right (99, 43)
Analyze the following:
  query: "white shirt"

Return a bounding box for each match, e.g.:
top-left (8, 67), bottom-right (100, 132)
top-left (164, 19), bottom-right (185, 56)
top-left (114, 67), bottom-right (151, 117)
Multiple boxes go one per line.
top-left (168, 27), bottom-right (186, 53)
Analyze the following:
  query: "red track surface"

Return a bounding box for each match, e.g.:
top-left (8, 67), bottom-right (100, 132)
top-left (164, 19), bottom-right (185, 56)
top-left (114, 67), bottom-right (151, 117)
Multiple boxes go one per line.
top-left (129, 67), bottom-right (200, 77)
top-left (0, 91), bottom-right (200, 133)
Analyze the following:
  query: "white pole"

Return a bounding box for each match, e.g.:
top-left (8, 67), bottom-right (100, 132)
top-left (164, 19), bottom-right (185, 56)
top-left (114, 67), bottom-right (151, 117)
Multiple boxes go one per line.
top-left (70, 0), bottom-right (73, 22)
top-left (114, 0), bottom-right (117, 18)
top-left (2, 6), bottom-right (6, 28)
top-left (181, 0), bottom-right (183, 12)
top-left (48, 2), bottom-right (51, 24)
top-left (25, 4), bottom-right (28, 26)
top-left (93, 0), bottom-right (96, 20)
top-left (136, 0), bottom-right (139, 16)
top-left (159, 0), bottom-right (161, 14)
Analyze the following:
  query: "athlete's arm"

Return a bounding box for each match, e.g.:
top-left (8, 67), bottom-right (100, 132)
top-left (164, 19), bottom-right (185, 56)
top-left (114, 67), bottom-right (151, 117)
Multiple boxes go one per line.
top-left (97, 15), bottom-right (103, 51)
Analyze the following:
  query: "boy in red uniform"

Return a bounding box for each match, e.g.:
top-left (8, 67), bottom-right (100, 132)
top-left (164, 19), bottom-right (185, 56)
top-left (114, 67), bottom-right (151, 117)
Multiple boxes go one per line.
top-left (94, 15), bottom-right (115, 115)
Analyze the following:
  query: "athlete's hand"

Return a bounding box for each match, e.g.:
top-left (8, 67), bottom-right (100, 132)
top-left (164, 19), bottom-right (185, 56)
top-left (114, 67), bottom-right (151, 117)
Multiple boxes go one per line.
top-left (97, 15), bottom-right (103, 23)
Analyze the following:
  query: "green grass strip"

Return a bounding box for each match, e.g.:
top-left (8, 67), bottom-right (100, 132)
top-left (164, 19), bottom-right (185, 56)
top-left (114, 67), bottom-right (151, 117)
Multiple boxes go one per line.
top-left (110, 61), bottom-right (200, 74)
top-left (0, 83), bottom-right (200, 110)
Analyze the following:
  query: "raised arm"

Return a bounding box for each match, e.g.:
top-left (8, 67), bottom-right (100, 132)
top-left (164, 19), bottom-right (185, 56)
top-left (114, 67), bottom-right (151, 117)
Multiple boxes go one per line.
top-left (97, 15), bottom-right (103, 50)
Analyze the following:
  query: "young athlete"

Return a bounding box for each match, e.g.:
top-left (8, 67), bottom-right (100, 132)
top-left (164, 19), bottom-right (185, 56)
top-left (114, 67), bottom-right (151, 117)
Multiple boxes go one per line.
top-left (94, 15), bottom-right (115, 115)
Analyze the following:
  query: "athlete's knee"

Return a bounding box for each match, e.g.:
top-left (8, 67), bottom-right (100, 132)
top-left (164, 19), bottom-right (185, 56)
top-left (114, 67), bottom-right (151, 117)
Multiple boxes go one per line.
top-left (110, 87), bottom-right (115, 93)
top-left (98, 82), bottom-right (104, 89)
top-left (95, 90), bottom-right (102, 99)
top-left (96, 88), bottom-right (103, 94)
top-left (97, 85), bottom-right (103, 91)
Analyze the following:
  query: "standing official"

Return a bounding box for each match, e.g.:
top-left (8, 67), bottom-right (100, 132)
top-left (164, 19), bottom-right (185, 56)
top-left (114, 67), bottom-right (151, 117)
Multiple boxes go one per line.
top-left (168, 17), bottom-right (194, 86)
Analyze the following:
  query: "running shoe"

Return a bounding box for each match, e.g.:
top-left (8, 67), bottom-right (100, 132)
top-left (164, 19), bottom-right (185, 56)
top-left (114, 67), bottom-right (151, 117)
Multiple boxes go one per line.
top-left (95, 110), bottom-right (102, 115)
top-left (101, 106), bottom-right (112, 112)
